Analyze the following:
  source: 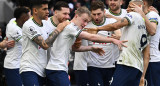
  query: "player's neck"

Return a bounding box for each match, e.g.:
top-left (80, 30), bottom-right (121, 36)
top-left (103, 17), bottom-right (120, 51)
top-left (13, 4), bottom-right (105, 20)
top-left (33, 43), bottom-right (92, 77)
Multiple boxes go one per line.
top-left (144, 7), bottom-right (149, 15)
top-left (16, 19), bottom-right (23, 28)
top-left (32, 15), bottom-right (42, 26)
top-left (109, 8), bottom-right (121, 16)
top-left (71, 18), bottom-right (80, 28)
top-left (52, 16), bottom-right (59, 26)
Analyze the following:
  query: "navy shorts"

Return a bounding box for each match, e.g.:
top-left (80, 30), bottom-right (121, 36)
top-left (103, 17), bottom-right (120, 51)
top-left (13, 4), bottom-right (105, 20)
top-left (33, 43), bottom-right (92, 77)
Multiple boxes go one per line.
top-left (146, 62), bottom-right (160, 86)
top-left (74, 70), bottom-right (89, 86)
top-left (45, 69), bottom-right (71, 86)
top-left (20, 71), bottom-right (45, 86)
top-left (87, 66), bottom-right (114, 86)
top-left (110, 64), bottom-right (142, 86)
top-left (4, 68), bottom-right (22, 86)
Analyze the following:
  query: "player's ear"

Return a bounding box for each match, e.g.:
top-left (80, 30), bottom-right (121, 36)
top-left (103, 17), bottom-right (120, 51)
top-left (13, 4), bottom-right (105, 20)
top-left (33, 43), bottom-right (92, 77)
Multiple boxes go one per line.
top-left (32, 8), bottom-right (38, 14)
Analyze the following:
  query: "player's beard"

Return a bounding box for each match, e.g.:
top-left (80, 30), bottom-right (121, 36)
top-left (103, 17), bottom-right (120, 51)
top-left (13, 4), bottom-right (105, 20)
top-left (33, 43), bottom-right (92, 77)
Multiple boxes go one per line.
top-left (109, 5), bottom-right (120, 12)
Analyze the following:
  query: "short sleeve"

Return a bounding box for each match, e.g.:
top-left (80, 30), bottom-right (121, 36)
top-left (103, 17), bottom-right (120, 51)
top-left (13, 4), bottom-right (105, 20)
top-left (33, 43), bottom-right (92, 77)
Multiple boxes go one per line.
top-left (124, 12), bottom-right (134, 25)
top-left (66, 24), bottom-right (82, 38)
top-left (11, 28), bottom-right (22, 42)
top-left (23, 24), bottom-right (41, 40)
top-left (147, 11), bottom-right (158, 25)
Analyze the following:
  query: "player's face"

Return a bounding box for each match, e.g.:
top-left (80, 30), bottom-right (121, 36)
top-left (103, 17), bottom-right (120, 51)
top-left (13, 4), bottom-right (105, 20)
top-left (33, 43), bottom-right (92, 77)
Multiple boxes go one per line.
top-left (91, 9), bottom-right (105, 24)
top-left (56, 7), bottom-right (70, 23)
top-left (108, 0), bottom-right (122, 11)
top-left (77, 13), bottom-right (90, 29)
top-left (37, 4), bottom-right (49, 20)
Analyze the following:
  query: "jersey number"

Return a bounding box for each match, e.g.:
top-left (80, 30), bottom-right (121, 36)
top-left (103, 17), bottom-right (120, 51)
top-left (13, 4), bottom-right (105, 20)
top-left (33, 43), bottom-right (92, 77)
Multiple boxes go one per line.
top-left (140, 34), bottom-right (147, 48)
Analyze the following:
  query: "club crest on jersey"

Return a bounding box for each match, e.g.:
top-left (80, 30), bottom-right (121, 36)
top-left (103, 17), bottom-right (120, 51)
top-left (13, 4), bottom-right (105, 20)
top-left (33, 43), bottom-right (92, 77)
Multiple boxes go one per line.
top-left (29, 26), bottom-right (37, 35)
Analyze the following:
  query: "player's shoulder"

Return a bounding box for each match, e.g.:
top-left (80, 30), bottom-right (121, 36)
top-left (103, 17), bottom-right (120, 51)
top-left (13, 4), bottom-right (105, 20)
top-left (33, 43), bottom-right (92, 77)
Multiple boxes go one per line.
top-left (126, 12), bottom-right (141, 18)
top-left (7, 18), bottom-right (18, 30)
top-left (23, 18), bottom-right (33, 26)
top-left (121, 9), bottom-right (127, 13)
top-left (147, 11), bottom-right (159, 17)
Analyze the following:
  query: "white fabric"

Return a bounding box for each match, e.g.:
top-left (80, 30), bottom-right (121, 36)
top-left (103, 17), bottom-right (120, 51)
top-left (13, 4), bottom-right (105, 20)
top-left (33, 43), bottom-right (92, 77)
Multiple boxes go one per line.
top-left (46, 22), bottom-right (81, 72)
top-left (20, 18), bottom-right (51, 77)
top-left (146, 11), bottom-right (160, 62)
top-left (86, 18), bottom-right (116, 68)
top-left (73, 39), bottom-right (88, 70)
top-left (106, 9), bottom-right (127, 62)
top-left (117, 12), bottom-right (148, 72)
top-left (4, 18), bottom-right (22, 69)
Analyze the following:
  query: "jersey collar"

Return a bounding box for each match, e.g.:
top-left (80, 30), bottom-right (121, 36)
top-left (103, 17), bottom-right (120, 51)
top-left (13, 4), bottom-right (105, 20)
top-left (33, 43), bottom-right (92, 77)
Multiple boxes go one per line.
top-left (31, 17), bottom-right (43, 27)
top-left (92, 18), bottom-right (106, 26)
top-left (109, 8), bottom-right (122, 16)
top-left (50, 16), bottom-right (57, 27)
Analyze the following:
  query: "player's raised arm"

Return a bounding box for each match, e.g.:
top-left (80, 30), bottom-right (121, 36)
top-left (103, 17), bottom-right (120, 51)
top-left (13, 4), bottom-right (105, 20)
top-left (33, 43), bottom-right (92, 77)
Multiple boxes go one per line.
top-left (128, 3), bottom-right (157, 36)
top-left (84, 17), bottom-right (129, 32)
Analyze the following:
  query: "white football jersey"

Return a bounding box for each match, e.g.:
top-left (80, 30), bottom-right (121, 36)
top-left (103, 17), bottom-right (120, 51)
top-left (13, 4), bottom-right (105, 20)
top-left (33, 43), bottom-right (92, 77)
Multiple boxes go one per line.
top-left (20, 17), bottom-right (51, 77)
top-left (146, 11), bottom-right (160, 62)
top-left (73, 39), bottom-right (88, 70)
top-left (106, 8), bottom-right (127, 62)
top-left (46, 22), bottom-right (82, 72)
top-left (46, 17), bottom-right (57, 61)
top-left (117, 12), bottom-right (148, 72)
top-left (86, 18), bottom-right (116, 68)
top-left (4, 18), bottom-right (22, 69)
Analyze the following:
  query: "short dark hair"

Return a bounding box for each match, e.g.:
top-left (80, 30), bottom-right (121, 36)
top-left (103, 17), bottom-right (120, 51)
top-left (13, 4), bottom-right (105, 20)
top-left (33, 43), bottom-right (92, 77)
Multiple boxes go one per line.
top-left (14, 7), bottom-right (30, 19)
top-left (90, 1), bottom-right (105, 11)
top-left (143, 0), bottom-right (153, 6)
top-left (54, 1), bottom-right (69, 11)
top-left (29, 0), bottom-right (49, 9)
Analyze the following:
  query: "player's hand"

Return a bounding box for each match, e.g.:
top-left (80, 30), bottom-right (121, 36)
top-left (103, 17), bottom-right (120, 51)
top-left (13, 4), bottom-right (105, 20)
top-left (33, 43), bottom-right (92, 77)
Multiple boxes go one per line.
top-left (6, 38), bottom-right (15, 48)
top-left (72, 38), bottom-right (82, 49)
top-left (128, 3), bottom-right (144, 16)
top-left (139, 76), bottom-right (145, 86)
top-left (57, 20), bottom-right (71, 32)
top-left (83, 28), bottom-right (98, 34)
top-left (148, 6), bottom-right (159, 14)
top-left (110, 34), bottom-right (120, 40)
top-left (112, 39), bottom-right (127, 50)
top-left (91, 47), bottom-right (105, 56)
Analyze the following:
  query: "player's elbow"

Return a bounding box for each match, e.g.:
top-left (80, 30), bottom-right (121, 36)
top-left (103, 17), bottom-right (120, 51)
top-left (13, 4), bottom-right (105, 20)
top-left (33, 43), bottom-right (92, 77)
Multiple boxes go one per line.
top-left (149, 30), bottom-right (156, 36)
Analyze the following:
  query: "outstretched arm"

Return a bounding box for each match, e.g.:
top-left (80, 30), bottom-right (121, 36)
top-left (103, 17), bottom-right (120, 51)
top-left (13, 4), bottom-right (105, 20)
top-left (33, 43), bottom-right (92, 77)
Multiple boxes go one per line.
top-left (84, 17), bottom-right (128, 33)
top-left (33, 21), bottom-right (70, 50)
top-left (97, 18), bottom-right (129, 31)
top-left (78, 31), bottom-right (127, 50)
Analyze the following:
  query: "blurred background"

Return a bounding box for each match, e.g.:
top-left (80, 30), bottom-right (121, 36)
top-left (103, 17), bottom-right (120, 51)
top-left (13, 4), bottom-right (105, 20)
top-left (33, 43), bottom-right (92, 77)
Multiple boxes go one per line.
top-left (0, 0), bottom-right (160, 38)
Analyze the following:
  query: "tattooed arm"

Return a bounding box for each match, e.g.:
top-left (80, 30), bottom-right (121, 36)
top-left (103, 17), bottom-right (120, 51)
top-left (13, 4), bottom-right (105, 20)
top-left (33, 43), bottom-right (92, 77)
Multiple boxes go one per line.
top-left (97, 18), bottom-right (129, 31)
top-left (33, 21), bottom-right (70, 50)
